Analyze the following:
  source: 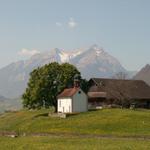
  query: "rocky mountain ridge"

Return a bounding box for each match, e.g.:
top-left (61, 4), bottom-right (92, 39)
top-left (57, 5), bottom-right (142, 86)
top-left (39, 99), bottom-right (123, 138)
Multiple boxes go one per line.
top-left (0, 45), bottom-right (126, 98)
top-left (133, 64), bottom-right (150, 86)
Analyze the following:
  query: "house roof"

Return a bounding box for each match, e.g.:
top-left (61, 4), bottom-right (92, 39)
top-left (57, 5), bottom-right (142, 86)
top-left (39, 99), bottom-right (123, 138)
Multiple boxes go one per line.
top-left (57, 87), bottom-right (80, 99)
top-left (88, 78), bottom-right (150, 100)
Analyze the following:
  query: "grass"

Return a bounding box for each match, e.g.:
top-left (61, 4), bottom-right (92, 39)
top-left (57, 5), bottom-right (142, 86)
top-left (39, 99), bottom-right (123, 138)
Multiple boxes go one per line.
top-left (0, 108), bottom-right (150, 137)
top-left (0, 136), bottom-right (150, 150)
top-left (0, 108), bottom-right (150, 149)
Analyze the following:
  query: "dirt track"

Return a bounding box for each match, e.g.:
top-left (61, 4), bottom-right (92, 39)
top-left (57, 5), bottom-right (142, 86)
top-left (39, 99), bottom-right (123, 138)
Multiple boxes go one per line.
top-left (0, 131), bottom-right (150, 140)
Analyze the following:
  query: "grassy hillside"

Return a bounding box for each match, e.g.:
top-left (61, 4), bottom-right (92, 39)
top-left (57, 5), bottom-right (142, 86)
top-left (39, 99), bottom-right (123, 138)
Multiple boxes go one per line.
top-left (0, 136), bottom-right (150, 150)
top-left (0, 108), bottom-right (150, 136)
top-left (0, 108), bottom-right (150, 149)
top-left (0, 109), bottom-right (150, 150)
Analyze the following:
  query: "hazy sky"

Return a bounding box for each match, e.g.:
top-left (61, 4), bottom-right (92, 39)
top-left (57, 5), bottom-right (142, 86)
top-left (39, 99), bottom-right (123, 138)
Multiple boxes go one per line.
top-left (0, 0), bottom-right (150, 71)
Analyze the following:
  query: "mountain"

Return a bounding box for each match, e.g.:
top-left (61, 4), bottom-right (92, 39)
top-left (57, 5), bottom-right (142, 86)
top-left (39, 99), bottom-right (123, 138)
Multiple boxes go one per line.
top-left (133, 64), bottom-right (150, 86)
top-left (0, 45), bottom-right (126, 98)
top-left (0, 96), bottom-right (22, 113)
top-left (127, 71), bottom-right (137, 79)
top-left (0, 95), bottom-right (7, 102)
top-left (0, 94), bottom-right (22, 113)
top-left (70, 45), bottom-right (126, 78)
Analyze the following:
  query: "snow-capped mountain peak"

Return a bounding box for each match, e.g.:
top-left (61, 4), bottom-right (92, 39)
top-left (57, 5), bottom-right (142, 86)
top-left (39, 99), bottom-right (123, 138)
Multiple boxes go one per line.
top-left (0, 45), bottom-right (126, 98)
top-left (51, 48), bottom-right (83, 63)
top-left (58, 51), bottom-right (70, 63)
top-left (89, 44), bottom-right (104, 56)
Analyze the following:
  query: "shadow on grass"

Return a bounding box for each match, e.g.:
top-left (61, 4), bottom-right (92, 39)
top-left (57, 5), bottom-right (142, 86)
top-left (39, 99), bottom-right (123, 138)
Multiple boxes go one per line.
top-left (88, 109), bottom-right (99, 112)
top-left (65, 113), bottom-right (79, 117)
top-left (33, 113), bottom-right (49, 119)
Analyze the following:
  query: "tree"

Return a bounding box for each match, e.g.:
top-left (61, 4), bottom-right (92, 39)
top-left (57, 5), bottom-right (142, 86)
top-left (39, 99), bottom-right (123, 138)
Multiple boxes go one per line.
top-left (80, 79), bottom-right (89, 93)
top-left (110, 72), bottom-right (132, 107)
top-left (108, 81), bottom-right (131, 108)
top-left (112, 72), bottom-right (128, 80)
top-left (22, 62), bottom-right (80, 112)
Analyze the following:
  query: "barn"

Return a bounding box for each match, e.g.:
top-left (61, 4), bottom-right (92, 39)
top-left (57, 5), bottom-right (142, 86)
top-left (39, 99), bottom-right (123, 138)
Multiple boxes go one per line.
top-left (88, 78), bottom-right (150, 109)
top-left (57, 87), bottom-right (88, 113)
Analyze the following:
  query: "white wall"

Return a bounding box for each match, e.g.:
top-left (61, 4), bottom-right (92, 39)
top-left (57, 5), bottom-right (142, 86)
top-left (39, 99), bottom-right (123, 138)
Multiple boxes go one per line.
top-left (57, 98), bottom-right (72, 113)
top-left (72, 89), bottom-right (88, 112)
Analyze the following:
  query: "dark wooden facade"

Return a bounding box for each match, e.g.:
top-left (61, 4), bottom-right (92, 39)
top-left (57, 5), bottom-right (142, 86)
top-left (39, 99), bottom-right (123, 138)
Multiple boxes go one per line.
top-left (88, 78), bottom-right (150, 109)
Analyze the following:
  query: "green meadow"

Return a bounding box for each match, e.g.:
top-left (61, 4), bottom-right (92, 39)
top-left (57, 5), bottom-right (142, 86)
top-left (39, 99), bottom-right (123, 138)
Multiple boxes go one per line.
top-left (0, 136), bottom-right (150, 150)
top-left (0, 108), bottom-right (150, 149)
top-left (0, 109), bottom-right (150, 136)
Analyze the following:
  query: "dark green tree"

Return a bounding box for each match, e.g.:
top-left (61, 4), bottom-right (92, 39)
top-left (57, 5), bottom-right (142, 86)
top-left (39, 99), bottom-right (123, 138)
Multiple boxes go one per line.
top-left (22, 62), bottom-right (81, 112)
top-left (80, 79), bottom-right (89, 93)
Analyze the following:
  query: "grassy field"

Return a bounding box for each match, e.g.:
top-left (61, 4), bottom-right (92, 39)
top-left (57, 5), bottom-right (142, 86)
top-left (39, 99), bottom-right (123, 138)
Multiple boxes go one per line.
top-left (0, 108), bottom-right (150, 136)
top-left (0, 108), bottom-right (150, 149)
top-left (0, 136), bottom-right (150, 150)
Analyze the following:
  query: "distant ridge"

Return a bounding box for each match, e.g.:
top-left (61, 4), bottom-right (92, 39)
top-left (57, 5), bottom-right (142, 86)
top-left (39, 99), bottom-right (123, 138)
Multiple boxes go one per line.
top-left (0, 95), bottom-right (7, 102)
top-left (0, 45), bottom-right (126, 98)
top-left (133, 64), bottom-right (150, 86)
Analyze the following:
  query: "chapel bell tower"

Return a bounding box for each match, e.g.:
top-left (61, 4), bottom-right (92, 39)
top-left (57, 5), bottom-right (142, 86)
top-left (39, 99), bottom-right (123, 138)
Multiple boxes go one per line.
top-left (74, 74), bottom-right (81, 88)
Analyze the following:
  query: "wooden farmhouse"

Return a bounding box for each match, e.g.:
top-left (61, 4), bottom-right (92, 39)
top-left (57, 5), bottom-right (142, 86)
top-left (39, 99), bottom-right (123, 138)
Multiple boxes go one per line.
top-left (88, 78), bottom-right (150, 109)
top-left (57, 77), bottom-right (150, 113)
top-left (57, 87), bottom-right (88, 113)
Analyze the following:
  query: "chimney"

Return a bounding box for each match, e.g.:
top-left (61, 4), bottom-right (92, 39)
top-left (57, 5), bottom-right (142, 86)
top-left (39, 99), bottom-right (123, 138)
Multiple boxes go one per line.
top-left (74, 74), bottom-right (81, 88)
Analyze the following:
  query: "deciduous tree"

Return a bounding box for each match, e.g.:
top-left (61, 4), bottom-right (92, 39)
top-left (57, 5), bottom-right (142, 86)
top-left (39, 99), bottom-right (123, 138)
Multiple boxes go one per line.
top-left (22, 62), bottom-right (81, 112)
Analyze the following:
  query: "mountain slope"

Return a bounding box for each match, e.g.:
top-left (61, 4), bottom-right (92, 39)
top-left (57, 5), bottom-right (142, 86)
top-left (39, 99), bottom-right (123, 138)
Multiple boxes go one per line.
top-left (0, 95), bottom-right (22, 113)
top-left (70, 45), bottom-right (125, 78)
top-left (0, 95), bottom-right (7, 102)
top-left (0, 45), bottom-right (126, 98)
top-left (133, 64), bottom-right (150, 85)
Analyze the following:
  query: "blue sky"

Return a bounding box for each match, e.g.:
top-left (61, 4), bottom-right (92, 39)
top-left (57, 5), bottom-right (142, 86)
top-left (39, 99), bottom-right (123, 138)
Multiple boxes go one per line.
top-left (0, 0), bottom-right (150, 71)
